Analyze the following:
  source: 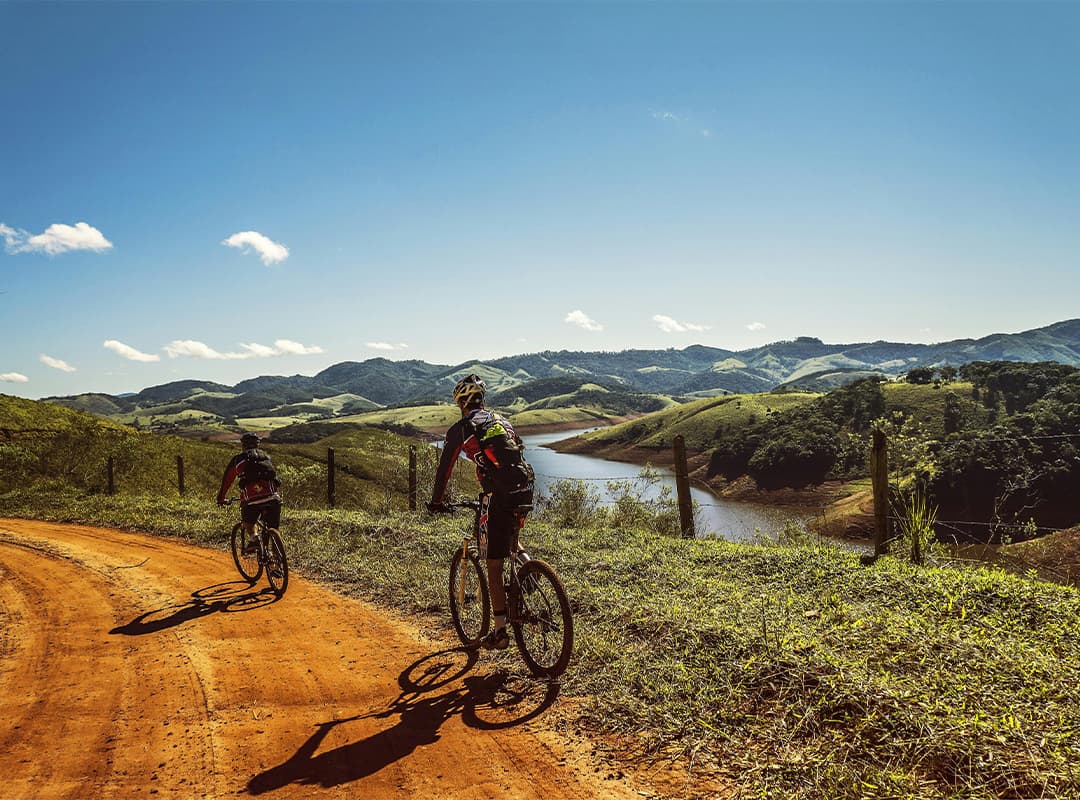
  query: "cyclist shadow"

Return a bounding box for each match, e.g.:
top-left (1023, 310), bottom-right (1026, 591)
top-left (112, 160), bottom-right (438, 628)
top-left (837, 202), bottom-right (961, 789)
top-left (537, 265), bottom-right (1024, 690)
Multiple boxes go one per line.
top-left (246, 647), bottom-right (562, 794)
top-left (109, 581), bottom-right (279, 636)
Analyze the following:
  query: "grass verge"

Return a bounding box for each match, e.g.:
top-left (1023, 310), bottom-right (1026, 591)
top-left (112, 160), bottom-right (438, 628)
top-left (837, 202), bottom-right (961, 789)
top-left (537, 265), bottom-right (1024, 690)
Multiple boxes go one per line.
top-left (2, 490), bottom-right (1078, 799)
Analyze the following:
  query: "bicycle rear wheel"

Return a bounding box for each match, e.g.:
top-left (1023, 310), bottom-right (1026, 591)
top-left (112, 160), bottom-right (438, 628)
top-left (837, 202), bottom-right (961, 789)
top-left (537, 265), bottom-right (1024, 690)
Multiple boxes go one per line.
top-left (231, 523), bottom-right (263, 584)
top-left (264, 528), bottom-right (289, 595)
top-left (510, 559), bottom-right (573, 677)
top-left (449, 546), bottom-right (490, 647)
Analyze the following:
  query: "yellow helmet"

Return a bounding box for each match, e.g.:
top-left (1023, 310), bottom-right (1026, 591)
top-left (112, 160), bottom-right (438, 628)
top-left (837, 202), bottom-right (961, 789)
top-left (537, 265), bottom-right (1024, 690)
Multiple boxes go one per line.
top-left (452, 373), bottom-right (486, 408)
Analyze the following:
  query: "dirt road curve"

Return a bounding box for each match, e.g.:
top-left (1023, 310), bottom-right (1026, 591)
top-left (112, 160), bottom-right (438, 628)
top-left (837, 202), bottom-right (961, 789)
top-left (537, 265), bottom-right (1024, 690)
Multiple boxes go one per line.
top-left (0, 519), bottom-right (639, 800)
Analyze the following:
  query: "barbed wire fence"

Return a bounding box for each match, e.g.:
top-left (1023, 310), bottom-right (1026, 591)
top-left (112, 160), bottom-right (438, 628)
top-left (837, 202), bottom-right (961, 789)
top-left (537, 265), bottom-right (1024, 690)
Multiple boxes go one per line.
top-left (43, 425), bottom-right (1078, 584)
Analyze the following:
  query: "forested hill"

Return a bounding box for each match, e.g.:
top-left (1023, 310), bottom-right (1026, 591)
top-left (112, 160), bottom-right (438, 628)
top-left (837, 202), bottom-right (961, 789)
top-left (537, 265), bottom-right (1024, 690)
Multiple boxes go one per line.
top-left (45, 318), bottom-right (1080, 417)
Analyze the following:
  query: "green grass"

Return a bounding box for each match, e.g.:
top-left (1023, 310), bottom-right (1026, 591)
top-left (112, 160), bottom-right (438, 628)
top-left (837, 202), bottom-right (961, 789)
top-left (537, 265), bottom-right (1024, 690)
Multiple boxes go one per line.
top-left (882, 381), bottom-right (981, 438)
top-left (2, 487), bottom-right (1077, 800)
top-left (583, 392), bottom-right (820, 450)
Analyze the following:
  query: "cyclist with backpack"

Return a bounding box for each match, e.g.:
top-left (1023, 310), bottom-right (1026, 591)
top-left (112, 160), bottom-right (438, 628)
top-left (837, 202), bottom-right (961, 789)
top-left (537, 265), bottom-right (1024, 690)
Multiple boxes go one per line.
top-left (216, 432), bottom-right (282, 554)
top-left (427, 374), bottom-right (535, 651)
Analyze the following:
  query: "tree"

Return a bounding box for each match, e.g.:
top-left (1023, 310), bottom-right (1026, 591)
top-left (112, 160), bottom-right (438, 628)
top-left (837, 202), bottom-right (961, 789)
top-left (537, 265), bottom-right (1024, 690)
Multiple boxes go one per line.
top-left (905, 367), bottom-right (935, 384)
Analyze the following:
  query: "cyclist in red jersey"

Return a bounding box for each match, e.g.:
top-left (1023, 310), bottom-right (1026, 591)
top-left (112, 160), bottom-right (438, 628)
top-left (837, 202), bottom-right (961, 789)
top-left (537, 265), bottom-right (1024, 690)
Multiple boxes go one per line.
top-left (428, 374), bottom-right (534, 651)
top-left (217, 433), bottom-right (283, 554)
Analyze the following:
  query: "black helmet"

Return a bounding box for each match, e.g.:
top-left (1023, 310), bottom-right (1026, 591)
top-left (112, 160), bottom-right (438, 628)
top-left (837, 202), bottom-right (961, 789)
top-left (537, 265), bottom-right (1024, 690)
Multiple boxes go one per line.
top-left (240, 433), bottom-right (261, 450)
top-left (452, 373), bottom-right (486, 408)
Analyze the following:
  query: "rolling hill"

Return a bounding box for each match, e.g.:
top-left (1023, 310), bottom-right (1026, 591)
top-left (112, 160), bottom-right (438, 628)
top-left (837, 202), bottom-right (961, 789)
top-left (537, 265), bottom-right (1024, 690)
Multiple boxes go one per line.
top-left (41, 318), bottom-right (1080, 430)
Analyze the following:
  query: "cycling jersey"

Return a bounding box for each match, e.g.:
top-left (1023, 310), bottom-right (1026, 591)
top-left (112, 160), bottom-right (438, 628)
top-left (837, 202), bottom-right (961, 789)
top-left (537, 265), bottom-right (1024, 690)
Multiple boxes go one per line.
top-left (217, 449), bottom-right (282, 507)
top-left (430, 408), bottom-right (529, 503)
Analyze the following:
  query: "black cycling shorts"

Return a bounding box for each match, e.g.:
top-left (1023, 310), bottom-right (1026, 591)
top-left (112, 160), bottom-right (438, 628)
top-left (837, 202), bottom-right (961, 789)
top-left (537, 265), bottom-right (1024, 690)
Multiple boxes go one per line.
top-left (241, 499), bottom-right (281, 530)
top-left (484, 490), bottom-right (533, 560)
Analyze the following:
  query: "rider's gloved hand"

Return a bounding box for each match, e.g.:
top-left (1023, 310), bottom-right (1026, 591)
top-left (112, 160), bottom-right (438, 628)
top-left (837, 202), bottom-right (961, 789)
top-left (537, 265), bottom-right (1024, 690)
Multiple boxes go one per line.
top-left (426, 501), bottom-right (450, 514)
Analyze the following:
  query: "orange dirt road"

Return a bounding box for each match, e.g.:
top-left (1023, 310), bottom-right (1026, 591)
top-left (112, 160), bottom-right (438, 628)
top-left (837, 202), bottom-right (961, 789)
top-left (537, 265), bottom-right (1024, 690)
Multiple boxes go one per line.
top-left (0, 519), bottom-right (641, 800)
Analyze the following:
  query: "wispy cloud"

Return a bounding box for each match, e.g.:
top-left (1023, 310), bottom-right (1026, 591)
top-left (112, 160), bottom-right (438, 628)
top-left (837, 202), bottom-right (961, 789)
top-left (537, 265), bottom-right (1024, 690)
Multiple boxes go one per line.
top-left (164, 339), bottom-right (323, 360)
top-left (104, 340), bottom-right (160, 362)
top-left (40, 354), bottom-right (76, 372)
top-left (0, 372), bottom-right (29, 383)
top-left (653, 314), bottom-right (711, 334)
top-left (269, 339), bottom-right (324, 355)
top-left (1, 221), bottom-right (113, 255)
top-left (366, 342), bottom-right (409, 351)
top-left (650, 110), bottom-right (712, 139)
top-left (746, 322), bottom-right (767, 331)
top-left (222, 231), bottom-right (289, 265)
top-left (565, 310), bottom-right (603, 332)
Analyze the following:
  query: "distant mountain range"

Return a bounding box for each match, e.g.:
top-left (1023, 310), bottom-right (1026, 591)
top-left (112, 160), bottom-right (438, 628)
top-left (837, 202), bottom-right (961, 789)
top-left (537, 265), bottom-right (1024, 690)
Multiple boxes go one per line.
top-left (43, 318), bottom-right (1080, 422)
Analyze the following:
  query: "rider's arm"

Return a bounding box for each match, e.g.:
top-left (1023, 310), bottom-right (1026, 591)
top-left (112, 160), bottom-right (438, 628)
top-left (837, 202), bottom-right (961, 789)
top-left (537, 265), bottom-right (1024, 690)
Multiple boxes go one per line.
top-left (430, 421), bottom-right (467, 505)
top-left (216, 455), bottom-right (243, 505)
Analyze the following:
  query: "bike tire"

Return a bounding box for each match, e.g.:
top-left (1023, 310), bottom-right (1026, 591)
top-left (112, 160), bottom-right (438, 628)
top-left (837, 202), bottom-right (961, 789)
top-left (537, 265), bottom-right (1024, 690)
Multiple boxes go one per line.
top-left (264, 528), bottom-right (289, 596)
top-left (510, 559), bottom-right (574, 678)
top-left (230, 522), bottom-right (263, 584)
top-left (448, 546), bottom-right (490, 647)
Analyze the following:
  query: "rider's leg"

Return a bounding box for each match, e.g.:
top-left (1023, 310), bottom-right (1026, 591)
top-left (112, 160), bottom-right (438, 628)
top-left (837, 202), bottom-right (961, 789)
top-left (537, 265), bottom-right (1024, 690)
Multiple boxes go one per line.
top-left (487, 558), bottom-right (506, 629)
top-left (482, 496), bottom-right (513, 650)
top-left (240, 505), bottom-right (261, 554)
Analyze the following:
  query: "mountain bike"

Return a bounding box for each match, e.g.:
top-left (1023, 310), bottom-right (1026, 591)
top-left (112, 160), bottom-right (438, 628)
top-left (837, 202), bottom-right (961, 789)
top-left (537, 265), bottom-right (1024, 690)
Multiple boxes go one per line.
top-left (439, 495), bottom-right (573, 678)
top-left (222, 498), bottom-right (289, 596)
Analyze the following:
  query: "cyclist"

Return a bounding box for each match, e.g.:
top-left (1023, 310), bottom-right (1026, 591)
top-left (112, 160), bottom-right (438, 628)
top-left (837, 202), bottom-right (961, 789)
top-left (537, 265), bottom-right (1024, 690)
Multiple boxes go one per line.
top-left (216, 432), bottom-right (282, 554)
top-left (427, 374), bottom-right (535, 651)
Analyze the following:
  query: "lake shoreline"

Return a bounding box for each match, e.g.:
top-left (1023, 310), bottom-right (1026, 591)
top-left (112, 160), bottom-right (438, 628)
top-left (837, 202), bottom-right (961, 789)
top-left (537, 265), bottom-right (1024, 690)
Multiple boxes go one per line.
top-left (546, 431), bottom-right (858, 508)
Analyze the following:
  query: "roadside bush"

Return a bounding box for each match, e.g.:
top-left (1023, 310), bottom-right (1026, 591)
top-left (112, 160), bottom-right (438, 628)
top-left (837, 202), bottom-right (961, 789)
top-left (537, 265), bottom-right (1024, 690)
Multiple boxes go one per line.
top-left (536, 478), bottom-right (602, 529)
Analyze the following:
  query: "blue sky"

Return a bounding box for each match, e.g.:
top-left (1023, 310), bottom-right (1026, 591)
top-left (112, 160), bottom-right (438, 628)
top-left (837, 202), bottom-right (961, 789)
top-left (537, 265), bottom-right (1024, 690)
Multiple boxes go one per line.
top-left (2, 1), bottom-right (1078, 400)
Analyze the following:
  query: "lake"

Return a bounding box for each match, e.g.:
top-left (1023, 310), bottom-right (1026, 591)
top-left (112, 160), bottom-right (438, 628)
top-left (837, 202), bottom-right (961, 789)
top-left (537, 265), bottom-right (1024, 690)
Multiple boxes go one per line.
top-left (521, 429), bottom-right (814, 543)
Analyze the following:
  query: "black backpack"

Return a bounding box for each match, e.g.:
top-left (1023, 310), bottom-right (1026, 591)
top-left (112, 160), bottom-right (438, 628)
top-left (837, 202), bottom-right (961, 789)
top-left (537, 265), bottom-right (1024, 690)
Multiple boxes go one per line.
top-left (468, 410), bottom-right (534, 495)
top-left (242, 449), bottom-right (278, 486)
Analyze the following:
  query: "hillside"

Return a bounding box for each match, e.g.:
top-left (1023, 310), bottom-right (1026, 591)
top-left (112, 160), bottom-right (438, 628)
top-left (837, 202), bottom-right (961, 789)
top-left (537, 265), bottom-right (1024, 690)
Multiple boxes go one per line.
top-left (41, 318), bottom-right (1080, 430)
top-left (0, 393), bottom-right (473, 511)
top-left (557, 363), bottom-right (1080, 546)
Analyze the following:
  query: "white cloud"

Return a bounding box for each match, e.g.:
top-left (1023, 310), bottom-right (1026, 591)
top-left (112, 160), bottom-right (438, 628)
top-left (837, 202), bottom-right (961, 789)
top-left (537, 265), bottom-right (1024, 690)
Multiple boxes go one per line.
top-left (565, 310), bottom-right (603, 332)
top-left (165, 338), bottom-right (323, 359)
top-left (651, 110), bottom-right (685, 123)
top-left (104, 340), bottom-right (160, 362)
top-left (40, 354), bottom-right (76, 372)
top-left (273, 339), bottom-right (324, 355)
top-left (222, 231), bottom-right (289, 265)
top-left (0, 372), bottom-right (29, 383)
top-left (1, 221), bottom-right (113, 255)
top-left (746, 322), bottom-right (767, 331)
top-left (0, 224), bottom-right (19, 249)
top-left (653, 314), bottom-right (711, 334)
top-left (165, 340), bottom-right (243, 360)
top-left (366, 342), bottom-right (409, 351)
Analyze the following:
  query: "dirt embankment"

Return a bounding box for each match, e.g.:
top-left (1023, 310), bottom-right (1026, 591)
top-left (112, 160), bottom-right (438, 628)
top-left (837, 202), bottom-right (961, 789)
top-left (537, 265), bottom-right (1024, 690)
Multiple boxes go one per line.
top-left (0, 519), bottom-right (646, 800)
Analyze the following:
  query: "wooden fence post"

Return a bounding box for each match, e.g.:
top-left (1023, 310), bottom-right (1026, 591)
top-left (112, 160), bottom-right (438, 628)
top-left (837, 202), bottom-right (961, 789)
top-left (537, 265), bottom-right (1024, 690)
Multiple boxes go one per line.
top-left (327, 447), bottom-right (336, 508)
top-left (107, 457), bottom-right (115, 495)
top-left (871, 429), bottom-right (889, 556)
top-left (672, 435), bottom-right (695, 538)
top-left (176, 455), bottom-right (185, 495)
top-left (408, 446), bottom-right (417, 511)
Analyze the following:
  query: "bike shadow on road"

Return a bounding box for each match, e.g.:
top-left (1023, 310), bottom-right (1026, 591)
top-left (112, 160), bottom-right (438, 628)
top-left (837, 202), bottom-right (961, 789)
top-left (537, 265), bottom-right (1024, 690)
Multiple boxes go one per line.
top-left (109, 581), bottom-right (280, 636)
top-left (245, 647), bottom-right (562, 794)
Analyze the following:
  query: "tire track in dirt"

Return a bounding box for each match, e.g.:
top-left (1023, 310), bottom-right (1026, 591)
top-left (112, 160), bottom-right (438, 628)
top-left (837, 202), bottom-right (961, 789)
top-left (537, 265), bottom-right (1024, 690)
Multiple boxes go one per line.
top-left (0, 519), bottom-right (644, 800)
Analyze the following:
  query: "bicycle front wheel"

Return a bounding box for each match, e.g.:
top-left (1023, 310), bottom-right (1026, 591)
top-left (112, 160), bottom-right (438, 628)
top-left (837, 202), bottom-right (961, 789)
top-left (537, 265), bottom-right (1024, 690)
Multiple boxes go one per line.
top-left (448, 546), bottom-right (490, 647)
top-left (231, 523), bottom-right (263, 584)
top-left (511, 559), bottom-right (573, 678)
top-left (264, 528), bottom-right (289, 595)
